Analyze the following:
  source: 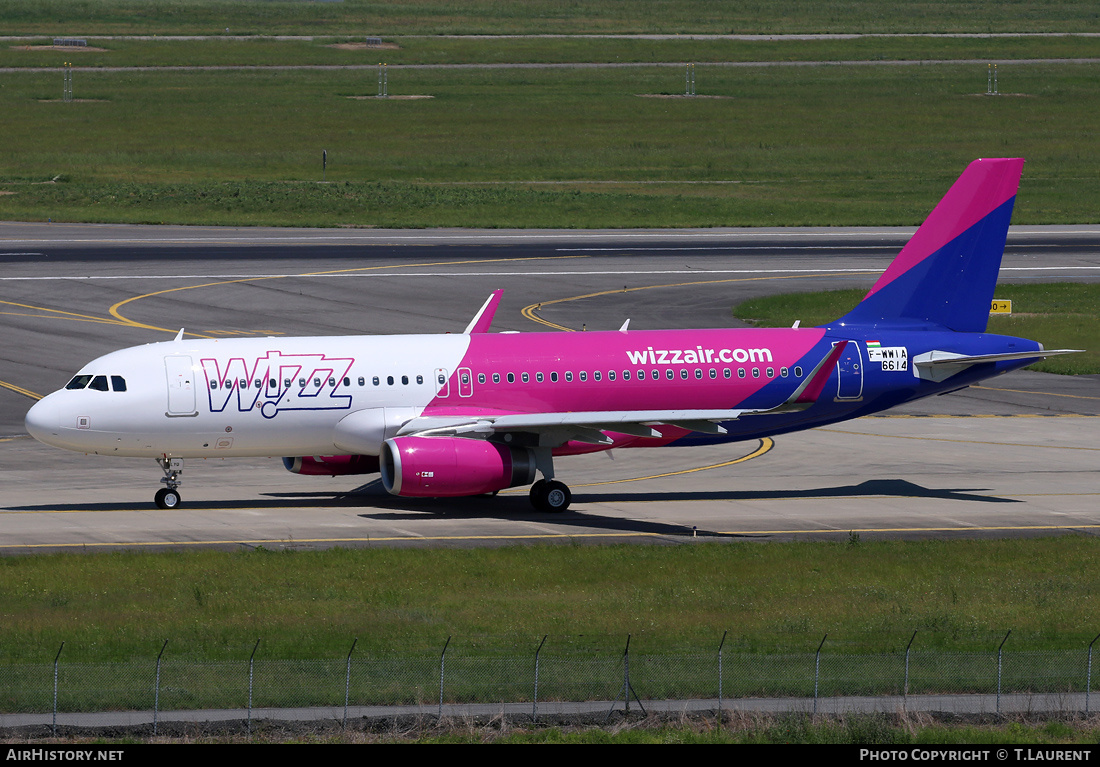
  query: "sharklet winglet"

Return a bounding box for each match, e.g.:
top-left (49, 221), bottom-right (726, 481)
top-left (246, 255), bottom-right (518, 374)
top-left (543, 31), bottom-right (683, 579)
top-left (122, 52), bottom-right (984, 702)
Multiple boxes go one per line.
top-left (464, 290), bottom-right (503, 334)
top-left (773, 341), bottom-right (849, 412)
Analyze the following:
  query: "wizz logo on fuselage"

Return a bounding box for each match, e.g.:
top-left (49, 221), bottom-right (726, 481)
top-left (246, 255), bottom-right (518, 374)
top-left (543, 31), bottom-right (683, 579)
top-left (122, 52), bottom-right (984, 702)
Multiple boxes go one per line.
top-left (200, 351), bottom-right (355, 419)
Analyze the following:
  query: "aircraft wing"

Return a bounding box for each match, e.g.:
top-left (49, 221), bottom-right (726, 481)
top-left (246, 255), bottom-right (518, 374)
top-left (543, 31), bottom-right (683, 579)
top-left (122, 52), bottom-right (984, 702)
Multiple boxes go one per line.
top-left (396, 342), bottom-right (848, 446)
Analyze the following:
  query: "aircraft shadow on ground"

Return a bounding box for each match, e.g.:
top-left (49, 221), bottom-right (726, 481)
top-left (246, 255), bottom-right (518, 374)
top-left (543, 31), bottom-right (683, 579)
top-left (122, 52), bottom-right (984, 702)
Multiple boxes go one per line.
top-left (3, 479), bottom-right (1018, 535)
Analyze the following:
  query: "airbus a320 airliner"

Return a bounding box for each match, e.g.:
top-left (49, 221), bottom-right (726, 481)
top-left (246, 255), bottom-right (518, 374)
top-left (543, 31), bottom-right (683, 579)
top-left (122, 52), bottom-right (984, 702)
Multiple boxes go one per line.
top-left (25, 159), bottom-right (1077, 512)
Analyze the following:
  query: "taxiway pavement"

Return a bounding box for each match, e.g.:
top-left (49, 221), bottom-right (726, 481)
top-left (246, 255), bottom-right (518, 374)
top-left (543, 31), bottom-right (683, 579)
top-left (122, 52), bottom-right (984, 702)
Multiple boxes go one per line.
top-left (2, 223), bottom-right (1097, 551)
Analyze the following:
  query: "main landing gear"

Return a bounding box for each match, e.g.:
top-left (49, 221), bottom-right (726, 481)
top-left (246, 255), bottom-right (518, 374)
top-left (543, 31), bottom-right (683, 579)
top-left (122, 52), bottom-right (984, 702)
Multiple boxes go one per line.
top-left (527, 446), bottom-right (571, 512)
top-left (530, 479), bottom-right (571, 512)
top-left (155, 456), bottom-right (183, 509)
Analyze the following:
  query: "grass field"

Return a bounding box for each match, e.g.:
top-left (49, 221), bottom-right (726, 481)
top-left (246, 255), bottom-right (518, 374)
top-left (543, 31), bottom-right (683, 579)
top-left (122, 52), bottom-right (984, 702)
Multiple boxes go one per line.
top-left (3, 538), bottom-right (1100, 664)
top-left (5, 34), bottom-right (1100, 69)
top-left (1, 62), bottom-right (1098, 227)
top-left (343, 715), bottom-right (1100, 744)
top-left (732, 283), bottom-right (1100, 374)
top-left (2, 0), bottom-right (1099, 36)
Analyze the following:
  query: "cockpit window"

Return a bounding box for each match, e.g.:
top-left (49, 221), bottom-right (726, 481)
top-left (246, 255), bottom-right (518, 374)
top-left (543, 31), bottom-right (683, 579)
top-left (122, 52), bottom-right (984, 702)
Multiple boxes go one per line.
top-left (65, 375), bottom-right (92, 390)
top-left (111, 376), bottom-right (127, 392)
top-left (88, 375), bottom-right (109, 392)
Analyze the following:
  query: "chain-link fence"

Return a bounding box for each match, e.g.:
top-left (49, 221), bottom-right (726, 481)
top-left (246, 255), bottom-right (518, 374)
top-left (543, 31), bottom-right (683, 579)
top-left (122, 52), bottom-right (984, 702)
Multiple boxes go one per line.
top-left (4, 635), bottom-right (1100, 733)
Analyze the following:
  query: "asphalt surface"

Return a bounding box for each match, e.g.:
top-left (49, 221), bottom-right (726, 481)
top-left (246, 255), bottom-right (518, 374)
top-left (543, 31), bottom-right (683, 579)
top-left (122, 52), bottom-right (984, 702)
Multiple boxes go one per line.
top-left (1, 222), bottom-right (1097, 552)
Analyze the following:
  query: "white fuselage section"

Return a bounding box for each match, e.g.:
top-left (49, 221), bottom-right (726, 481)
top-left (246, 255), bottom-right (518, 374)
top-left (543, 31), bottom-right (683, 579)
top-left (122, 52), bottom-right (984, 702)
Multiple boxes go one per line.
top-left (26, 334), bottom-right (471, 458)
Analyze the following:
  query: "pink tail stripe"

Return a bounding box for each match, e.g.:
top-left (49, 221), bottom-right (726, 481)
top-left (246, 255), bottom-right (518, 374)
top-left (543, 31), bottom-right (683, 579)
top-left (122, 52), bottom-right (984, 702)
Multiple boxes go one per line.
top-left (865, 158), bottom-right (1023, 299)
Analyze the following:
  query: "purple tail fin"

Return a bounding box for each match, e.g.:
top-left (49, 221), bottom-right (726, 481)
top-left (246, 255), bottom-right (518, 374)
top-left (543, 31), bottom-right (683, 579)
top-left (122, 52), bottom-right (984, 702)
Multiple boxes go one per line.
top-left (835, 158), bottom-right (1024, 332)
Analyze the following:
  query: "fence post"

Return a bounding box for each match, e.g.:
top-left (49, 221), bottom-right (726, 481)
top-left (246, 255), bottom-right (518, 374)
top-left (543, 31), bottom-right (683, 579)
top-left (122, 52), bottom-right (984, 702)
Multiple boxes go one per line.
top-left (624, 634), bottom-right (631, 714)
top-left (343, 638), bottom-right (357, 729)
top-left (52, 642), bottom-right (64, 737)
top-left (247, 639), bottom-right (260, 736)
top-left (1087, 633), bottom-right (1100, 714)
top-left (607, 634), bottom-right (646, 719)
top-left (153, 640), bottom-right (167, 735)
top-left (533, 635), bottom-right (547, 721)
top-left (717, 631), bottom-right (727, 729)
top-left (438, 636), bottom-right (451, 718)
top-left (904, 631), bottom-right (917, 705)
top-left (813, 634), bottom-right (827, 714)
top-left (996, 631), bottom-right (1011, 714)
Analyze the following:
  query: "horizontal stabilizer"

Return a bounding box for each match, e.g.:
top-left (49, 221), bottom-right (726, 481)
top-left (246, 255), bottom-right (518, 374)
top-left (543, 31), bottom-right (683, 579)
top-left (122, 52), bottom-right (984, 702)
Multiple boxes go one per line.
top-left (913, 348), bottom-right (1082, 382)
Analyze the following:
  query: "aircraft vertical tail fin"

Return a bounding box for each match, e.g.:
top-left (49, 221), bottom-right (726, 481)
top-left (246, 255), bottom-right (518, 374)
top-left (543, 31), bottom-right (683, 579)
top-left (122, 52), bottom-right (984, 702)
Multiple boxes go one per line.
top-left (835, 158), bottom-right (1024, 332)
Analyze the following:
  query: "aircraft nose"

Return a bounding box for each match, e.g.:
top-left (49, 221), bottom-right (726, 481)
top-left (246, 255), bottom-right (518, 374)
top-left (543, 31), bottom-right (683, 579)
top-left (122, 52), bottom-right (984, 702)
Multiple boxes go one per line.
top-left (24, 394), bottom-right (60, 445)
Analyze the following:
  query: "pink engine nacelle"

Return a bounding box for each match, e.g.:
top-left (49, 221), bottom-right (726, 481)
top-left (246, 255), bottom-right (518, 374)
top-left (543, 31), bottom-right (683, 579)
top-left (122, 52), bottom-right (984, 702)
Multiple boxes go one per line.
top-left (380, 436), bottom-right (537, 497)
top-left (282, 454), bottom-right (381, 476)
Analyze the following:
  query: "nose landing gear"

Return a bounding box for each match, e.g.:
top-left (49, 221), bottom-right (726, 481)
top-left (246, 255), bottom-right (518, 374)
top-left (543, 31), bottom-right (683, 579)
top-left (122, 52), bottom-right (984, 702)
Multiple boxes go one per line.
top-left (155, 456), bottom-right (183, 509)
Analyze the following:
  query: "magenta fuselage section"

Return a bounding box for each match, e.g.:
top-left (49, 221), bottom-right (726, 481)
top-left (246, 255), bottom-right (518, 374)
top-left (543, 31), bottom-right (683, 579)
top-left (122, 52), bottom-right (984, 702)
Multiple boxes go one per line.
top-left (421, 326), bottom-right (828, 452)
